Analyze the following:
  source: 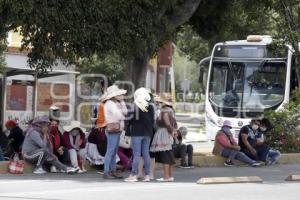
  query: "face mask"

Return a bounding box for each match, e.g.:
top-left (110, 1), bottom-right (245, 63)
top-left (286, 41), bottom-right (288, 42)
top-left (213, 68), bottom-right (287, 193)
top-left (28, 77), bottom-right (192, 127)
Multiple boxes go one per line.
top-left (252, 124), bottom-right (259, 131)
top-left (260, 127), bottom-right (267, 132)
top-left (71, 129), bottom-right (80, 136)
top-left (222, 127), bottom-right (231, 135)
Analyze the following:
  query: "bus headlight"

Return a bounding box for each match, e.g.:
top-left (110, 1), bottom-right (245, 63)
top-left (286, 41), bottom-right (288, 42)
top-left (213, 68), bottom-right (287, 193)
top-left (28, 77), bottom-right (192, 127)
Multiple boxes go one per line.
top-left (217, 118), bottom-right (224, 126)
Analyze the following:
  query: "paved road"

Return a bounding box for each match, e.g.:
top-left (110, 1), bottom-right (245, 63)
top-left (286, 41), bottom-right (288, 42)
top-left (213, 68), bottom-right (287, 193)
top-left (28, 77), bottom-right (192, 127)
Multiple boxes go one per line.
top-left (1, 164), bottom-right (300, 200)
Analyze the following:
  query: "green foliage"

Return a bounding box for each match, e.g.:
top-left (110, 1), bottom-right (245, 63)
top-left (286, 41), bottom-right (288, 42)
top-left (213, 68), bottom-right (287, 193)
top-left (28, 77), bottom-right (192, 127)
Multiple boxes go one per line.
top-left (189, 0), bottom-right (274, 46)
top-left (77, 54), bottom-right (125, 86)
top-left (0, 0), bottom-right (201, 73)
top-left (175, 25), bottom-right (209, 62)
top-left (265, 90), bottom-right (300, 152)
top-left (0, 54), bottom-right (5, 74)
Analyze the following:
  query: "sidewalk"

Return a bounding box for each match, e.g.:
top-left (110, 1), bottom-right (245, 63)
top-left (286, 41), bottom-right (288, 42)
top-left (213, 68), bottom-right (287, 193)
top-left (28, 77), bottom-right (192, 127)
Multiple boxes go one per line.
top-left (1, 152), bottom-right (300, 174)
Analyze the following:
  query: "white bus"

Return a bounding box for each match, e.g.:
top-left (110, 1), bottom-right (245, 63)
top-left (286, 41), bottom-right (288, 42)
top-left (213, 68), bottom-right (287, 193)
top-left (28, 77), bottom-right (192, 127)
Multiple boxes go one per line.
top-left (199, 35), bottom-right (298, 140)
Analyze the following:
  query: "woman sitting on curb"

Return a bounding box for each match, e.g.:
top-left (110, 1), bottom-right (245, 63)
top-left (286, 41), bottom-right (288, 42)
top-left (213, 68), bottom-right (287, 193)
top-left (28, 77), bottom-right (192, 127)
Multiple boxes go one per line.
top-left (213, 120), bottom-right (262, 167)
top-left (49, 120), bottom-right (70, 171)
top-left (63, 121), bottom-right (87, 173)
top-left (22, 116), bottom-right (78, 174)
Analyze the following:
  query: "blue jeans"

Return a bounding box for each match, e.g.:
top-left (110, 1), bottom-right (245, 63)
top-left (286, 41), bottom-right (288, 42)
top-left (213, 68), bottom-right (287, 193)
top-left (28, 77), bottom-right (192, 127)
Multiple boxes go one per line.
top-left (267, 149), bottom-right (281, 162)
top-left (221, 148), bottom-right (256, 165)
top-left (131, 136), bottom-right (151, 176)
top-left (0, 147), bottom-right (4, 161)
top-left (104, 132), bottom-right (121, 173)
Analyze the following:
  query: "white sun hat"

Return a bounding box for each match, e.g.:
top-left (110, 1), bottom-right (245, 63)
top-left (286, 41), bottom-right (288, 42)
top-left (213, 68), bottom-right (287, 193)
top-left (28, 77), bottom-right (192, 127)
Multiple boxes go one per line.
top-left (99, 92), bottom-right (108, 102)
top-left (63, 121), bottom-right (86, 133)
top-left (105, 85), bottom-right (127, 100)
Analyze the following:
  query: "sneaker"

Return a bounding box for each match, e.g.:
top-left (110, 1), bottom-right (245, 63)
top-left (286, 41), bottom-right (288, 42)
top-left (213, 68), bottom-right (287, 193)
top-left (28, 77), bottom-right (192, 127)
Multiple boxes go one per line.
top-left (156, 177), bottom-right (169, 182)
top-left (81, 168), bottom-right (87, 173)
top-left (251, 162), bottom-right (262, 167)
top-left (124, 175), bottom-right (138, 182)
top-left (50, 165), bottom-right (57, 173)
top-left (143, 175), bottom-right (151, 182)
top-left (188, 164), bottom-right (195, 169)
top-left (179, 164), bottom-right (190, 169)
top-left (66, 167), bottom-right (79, 174)
top-left (168, 177), bottom-right (174, 182)
top-left (78, 169), bottom-right (87, 174)
top-left (97, 171), bottom-right (104, 175)
top-left (33, 167), bottom-right (47, 175)
top-left (224, 160), bottom-right (234, 167)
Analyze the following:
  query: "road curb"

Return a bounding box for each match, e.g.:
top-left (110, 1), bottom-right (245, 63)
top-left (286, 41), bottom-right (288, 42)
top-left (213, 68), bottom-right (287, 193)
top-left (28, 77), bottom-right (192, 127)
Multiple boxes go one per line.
top-left (1, 153), bottom-right (300, 174)
top-left (197, 176), bottom-right (263, 184)
top-left (193, 153), bottom-right (300, 167)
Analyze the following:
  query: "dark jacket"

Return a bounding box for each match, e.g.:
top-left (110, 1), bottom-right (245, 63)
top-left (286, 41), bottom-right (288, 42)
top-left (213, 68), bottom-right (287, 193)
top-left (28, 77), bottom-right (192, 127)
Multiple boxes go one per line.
top-left (126, 104), bottom-right (155, 137)
top-left (88, 127), bottom-right (107, 156)
top-left (49, 127), bottom-right (65, 152)
top-left (8, 126), bottom-right (24, 153)
top-left (63, 131), bottom-right (86, 150)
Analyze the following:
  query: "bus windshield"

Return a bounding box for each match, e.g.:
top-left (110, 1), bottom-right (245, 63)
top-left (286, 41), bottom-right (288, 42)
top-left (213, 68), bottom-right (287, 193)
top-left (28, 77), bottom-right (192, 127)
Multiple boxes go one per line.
top-left (208, 59), bottom-right (286, 118)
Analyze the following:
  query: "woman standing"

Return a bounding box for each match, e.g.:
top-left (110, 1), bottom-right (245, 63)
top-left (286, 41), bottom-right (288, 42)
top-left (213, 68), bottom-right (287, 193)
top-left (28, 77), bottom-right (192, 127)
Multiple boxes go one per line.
top-left (103, 85), bottom-right (127, 179)
top-left (124, 88), bottom-right (154, 182)
top-left (150, 98), bottom-right (177, 182)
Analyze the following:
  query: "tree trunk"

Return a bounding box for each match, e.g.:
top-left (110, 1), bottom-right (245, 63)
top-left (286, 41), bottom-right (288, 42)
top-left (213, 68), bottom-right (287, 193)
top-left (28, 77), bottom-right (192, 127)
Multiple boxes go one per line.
top-left (123, 0), bottom-right (202, 91)
top-left (124, 52), bottom-right (151, 90)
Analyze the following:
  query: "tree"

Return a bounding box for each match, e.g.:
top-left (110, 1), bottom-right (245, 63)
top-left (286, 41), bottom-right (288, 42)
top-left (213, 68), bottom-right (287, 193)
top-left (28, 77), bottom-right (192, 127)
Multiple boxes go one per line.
top-left (175, 25), bottom-right (209, 63)
top-left (77, 54), bottom-right (125, 86)
top-left (270, 0), bottom-right (300, 88)
top-left (189, 0), bottom-right (274, 47)
top-left (0, 0), bottom-right (202, 88)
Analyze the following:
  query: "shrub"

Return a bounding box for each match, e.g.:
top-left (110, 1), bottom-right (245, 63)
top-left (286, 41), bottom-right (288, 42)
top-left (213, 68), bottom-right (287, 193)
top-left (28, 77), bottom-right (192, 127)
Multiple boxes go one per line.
top-left (264, 90), bottom-right (300, 153)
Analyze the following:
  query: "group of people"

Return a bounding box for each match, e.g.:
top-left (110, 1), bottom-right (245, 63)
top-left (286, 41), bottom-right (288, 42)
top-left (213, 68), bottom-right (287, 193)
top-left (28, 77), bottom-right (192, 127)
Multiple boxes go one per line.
top-left (0, 85), bottom-right (194, 182)
top-left (1, 84), bottom-right (280, 180)
top-left (93, 85), bottom-right (194, 182)
top-left (213, 118), bottom-right (281, 166)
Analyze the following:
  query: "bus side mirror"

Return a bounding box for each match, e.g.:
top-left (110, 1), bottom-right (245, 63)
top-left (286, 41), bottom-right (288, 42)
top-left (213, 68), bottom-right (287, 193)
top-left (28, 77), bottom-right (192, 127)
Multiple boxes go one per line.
top-left (198, 57), bottom-right (210, 94)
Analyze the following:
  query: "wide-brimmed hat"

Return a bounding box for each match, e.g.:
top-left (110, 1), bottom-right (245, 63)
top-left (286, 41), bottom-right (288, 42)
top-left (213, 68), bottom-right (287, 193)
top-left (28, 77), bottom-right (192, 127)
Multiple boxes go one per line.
top-left (99, 92), bottom-right (108, 102)
top-left (105, 85), bottom-right (127, 100)
top-left (154, 96), bottom-right (173, 107)
top-left (63, 121), bottom-right (86, 133)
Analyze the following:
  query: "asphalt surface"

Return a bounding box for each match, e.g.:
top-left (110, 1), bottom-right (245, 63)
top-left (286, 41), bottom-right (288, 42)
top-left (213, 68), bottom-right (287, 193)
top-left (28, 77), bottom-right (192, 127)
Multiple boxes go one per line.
top-left (1, 164), bottom-right (300, 200)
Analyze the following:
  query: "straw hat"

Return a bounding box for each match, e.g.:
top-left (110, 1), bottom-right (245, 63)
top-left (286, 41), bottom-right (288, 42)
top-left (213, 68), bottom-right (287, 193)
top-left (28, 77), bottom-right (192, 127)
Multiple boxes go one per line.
top-left (105, 85), bottom-right (127, 100)
top-left (63, 121), bottom-right (86, 133)
top-left (154, 96), bottom-right (173, 106)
